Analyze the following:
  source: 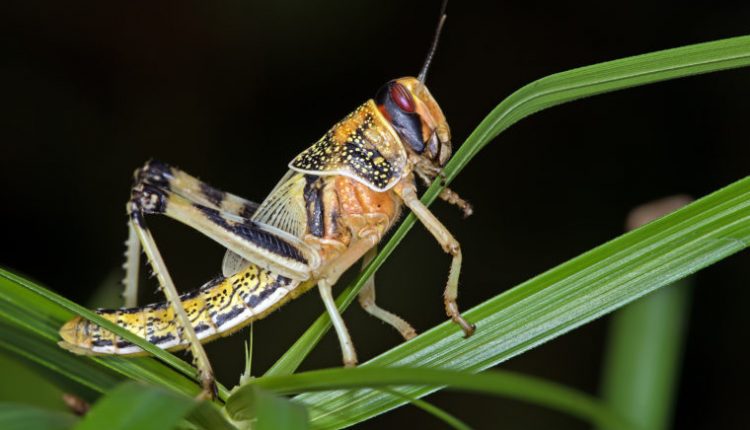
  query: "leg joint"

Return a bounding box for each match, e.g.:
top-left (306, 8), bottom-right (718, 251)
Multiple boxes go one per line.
top-left (130, 183), bottom-right (168, 215)
top-left (134, 159), bottom-right (173, 189)
top-left (130, 159), bottom-right (172, 216)
top-left (358, 295), bottom-right (374, 310)
top-left (445, 241), bottom-right (461, 256)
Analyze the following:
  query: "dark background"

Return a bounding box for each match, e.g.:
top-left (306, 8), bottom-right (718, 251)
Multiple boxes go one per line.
top-left (2, 1), bottom-right (750, 428)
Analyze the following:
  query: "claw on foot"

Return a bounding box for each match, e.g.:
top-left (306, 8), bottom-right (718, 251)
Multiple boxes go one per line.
top-left (63, 393), bottom-right (90, 416)
top-left (446, 301), bottom-right (475, 338)
top-left (196, 373), bottom-right (217, 401)
top-left (456, 318), bottom-right (476, 338)
top-left (402, 327), bottom-right (418, 341)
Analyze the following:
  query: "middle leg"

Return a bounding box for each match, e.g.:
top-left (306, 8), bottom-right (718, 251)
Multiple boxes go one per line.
top-left (357, 247), bottom-right (417, 340)
top-left (314, 237), bottom-right (381, 367)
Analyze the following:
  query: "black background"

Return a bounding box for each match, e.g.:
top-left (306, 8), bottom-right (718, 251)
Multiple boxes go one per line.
top-left (2, 1), bottom-right (750, 428)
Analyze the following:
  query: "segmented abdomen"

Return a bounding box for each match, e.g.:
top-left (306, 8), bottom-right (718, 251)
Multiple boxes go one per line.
top-left (59, 264), bottom-right (307, 355)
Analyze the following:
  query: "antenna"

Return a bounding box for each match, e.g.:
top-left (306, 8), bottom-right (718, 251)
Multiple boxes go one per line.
top-left (417, 0), bottom-right (448, 83)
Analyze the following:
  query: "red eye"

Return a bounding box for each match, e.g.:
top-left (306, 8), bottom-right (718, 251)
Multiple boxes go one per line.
top-left (390, 83), bottom-right (415, 113)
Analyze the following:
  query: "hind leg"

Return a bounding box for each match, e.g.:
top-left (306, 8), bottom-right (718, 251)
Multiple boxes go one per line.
top-left (121, 160), bottom-right (260, 307)
top-left (126, 207), bottom-right (216, 399)
top-left (124, 160), bottom-right (319, 398)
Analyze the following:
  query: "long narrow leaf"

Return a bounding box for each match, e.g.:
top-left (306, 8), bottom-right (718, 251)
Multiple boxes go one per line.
top-left (600, 282), bottom-right (692, 430)
top-left (0, 319), bottom-right (121, 395)
top-left (290, 175), bottom-right (750, 427)
top-left (74, 382), bottom-right (233, 430)
top-left (233, 367), bottom-right (630, 430)
top-left (378, 388), bottom-right (472, 430)
top-left (600, 198), bottom-right (694, 430)
top-left (16, 269), bottom-right (231, 397)
top-left (0, 270), bottom-right (215, 399)
top-left (232, 386), bottom-right (309, 430)
top-left (0, 403), bottom-right (78, 430)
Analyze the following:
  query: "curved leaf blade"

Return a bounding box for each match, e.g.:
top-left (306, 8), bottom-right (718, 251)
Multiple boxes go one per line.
top-left (231, 386), bottom-right (309, 430)
top-left (0, 403), bottom-right (78, 430)
top-left (292, 173), bottom-right (750, 425)
top-left (233, 367), bottom-right (630, 430)
top-left (74, 382), bottom-right (233, 430)
top-left (0, 271), bottom-right (205, 399)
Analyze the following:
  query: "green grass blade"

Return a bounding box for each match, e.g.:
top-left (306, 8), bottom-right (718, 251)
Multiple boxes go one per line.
top-left (74, 382), bottom-right (233, 430)
top-left (231, 367), bottom-right (630, 430)
top-left (229, 386), bottom-right (309, 429)
top-left (268, 34), bottom-right (750, 377)
top-left (11, 268), bottom-right (229, 397)
top-left (457, 34), bottom-right (750, 164)
top-left (187, 401), bottom-right (242, 430)
top-left (0, 319), bottom-right (122, 396)
top-left (599, 198), bottom-right (694, 430)
top-left (239, 324), bottom-right (254, 386)
top-left (0, 403), bottom-right (78, 430)
top-left (290, 174), bottom-right (750, 427)
top-left (271, 363), bottom-right (475, 429)
top-left (378, 388), bottom-right (473, 430)
top-left (74, 382), bottom-right (195, 430)
top-left (0, 350), bottom-right (67, 410)
top-left (600, 281), bottom-right (692, 430)
top-left (0, 269), bottom-right (226, 400)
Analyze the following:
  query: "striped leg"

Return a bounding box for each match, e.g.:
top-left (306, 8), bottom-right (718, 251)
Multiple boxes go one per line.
top-left (124, 160), bottom-right (286, 399)
top-left (357, 247), bottom-right (417, 340)
top-left (127, 204), bottom-right (216, 399)
top-left (122, 160), bottom-right (260, 307)
top-left (135, 160), bottom-right (259, 217)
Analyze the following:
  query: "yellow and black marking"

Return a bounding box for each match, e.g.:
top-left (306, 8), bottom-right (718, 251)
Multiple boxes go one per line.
top-left (59, 264), bottom-right (310, 355)
top-left (289, 100), bottom-right (407, 191)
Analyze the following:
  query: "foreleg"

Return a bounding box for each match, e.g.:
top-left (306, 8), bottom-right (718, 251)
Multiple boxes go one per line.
top-left (396, 183), bottom-right (475, 337)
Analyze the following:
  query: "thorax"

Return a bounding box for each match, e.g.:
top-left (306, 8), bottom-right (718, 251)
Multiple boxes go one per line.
top-left (301, 173), bottom-right (404, 262)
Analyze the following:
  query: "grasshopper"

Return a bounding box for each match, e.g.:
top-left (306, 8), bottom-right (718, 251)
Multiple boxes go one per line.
top-left (59, 5), bottom-right (473, 398)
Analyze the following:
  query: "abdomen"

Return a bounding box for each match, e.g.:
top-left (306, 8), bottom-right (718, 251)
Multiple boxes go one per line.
top-left (59, 264), bottom-right (312, 355)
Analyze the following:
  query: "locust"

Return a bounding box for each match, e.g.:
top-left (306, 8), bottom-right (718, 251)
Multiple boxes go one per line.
top-left (58, 4), bottom-right (474, 399)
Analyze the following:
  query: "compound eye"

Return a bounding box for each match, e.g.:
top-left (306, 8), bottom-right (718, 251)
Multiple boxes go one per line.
top-left (389, 83), bottom-right (416, 113)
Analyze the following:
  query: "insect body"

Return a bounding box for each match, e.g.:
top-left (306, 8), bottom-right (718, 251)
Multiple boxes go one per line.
top-left (59, 6), bottom-right (472, 398)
